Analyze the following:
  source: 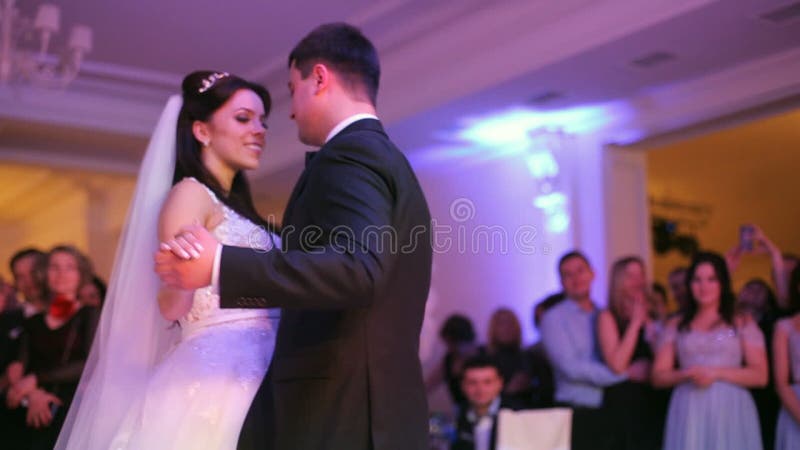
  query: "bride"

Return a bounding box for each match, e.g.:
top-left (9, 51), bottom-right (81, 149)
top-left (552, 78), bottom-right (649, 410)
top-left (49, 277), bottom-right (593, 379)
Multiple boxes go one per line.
top-left (54, 71), bottom-right (280, 449)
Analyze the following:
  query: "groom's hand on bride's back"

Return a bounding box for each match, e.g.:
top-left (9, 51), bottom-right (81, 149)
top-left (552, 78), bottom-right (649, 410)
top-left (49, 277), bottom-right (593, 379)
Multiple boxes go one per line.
top-left (154, 224), bottom-right (218, 290)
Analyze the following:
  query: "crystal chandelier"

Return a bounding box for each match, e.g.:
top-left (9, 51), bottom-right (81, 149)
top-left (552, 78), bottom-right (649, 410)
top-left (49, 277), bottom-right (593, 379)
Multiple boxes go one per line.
top-left (0, 0), bottom-right (92, 88)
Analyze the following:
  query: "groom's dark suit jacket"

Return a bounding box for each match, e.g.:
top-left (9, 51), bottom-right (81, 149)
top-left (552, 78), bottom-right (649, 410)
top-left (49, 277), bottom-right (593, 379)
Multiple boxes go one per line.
top-left (220, 119), bottom-right (432, 450)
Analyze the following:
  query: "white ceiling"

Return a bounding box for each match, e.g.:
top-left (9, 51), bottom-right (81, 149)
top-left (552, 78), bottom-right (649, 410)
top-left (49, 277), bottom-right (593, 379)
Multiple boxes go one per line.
top-left (389, 0), bottom-right (800, 150)
top-left (1, 0), bottom-right (800, 187)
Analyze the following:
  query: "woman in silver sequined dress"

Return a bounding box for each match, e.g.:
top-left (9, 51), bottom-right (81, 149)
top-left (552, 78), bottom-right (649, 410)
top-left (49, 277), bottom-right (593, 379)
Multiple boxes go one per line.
top-left (653, 252), bottom-right (768, 450)
top-left (55, 71), bottom-right (280, 450)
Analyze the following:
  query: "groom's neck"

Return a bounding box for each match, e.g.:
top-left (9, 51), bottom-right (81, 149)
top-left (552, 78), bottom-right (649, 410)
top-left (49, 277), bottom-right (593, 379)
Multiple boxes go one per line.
top-left (326, 99), bottom-right (376, 125)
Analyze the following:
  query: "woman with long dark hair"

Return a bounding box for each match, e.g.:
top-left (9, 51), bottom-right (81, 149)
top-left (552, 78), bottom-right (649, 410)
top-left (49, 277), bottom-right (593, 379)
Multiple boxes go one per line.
top-left (653, 251), bottom-right (767, 450)
top-left (55, 71), bottom-right (280, 450)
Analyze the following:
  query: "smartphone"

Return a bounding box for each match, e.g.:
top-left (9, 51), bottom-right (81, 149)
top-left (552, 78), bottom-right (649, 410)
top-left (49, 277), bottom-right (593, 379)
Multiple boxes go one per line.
top-left (50, 402), bottom-right (60, 417)
top-left (740, 225), bottom-right (755, 251)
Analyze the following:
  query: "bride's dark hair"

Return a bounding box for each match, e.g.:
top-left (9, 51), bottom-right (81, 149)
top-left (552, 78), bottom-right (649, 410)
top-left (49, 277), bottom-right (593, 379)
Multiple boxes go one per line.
top-left (174, 70), bottom-right (277, 232)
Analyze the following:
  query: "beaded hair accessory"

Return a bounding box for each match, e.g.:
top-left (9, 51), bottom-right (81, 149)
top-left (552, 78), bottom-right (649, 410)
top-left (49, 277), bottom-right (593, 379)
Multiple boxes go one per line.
top-left (198, 72), bottom-right (230, 93)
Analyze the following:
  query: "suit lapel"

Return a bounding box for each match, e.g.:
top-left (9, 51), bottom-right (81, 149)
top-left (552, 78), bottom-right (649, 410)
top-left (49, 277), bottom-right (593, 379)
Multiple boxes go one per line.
top-left (282, 119), bottom-right (384, 225)
top-left (282, 151), bottom-right (319, 225)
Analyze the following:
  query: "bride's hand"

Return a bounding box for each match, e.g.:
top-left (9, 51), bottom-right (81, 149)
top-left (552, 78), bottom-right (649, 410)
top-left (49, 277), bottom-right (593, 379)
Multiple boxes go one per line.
top-left (155, 224), bottom-right (218, 290)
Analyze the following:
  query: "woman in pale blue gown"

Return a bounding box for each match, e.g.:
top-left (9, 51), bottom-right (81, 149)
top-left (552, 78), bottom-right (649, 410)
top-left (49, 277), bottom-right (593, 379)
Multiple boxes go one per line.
top-left (774, 265), bottom-right (800, 450)
top-left (653, 251), bottom-right (768, 450)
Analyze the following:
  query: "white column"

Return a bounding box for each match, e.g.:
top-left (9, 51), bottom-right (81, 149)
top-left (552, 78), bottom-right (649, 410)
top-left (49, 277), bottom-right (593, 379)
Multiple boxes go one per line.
top-left (565, 135), bottom-right (651, 306)
top-left (603, 145), bottom-right (652, 275)
top-left (567, 133), bottom-right (610, 305)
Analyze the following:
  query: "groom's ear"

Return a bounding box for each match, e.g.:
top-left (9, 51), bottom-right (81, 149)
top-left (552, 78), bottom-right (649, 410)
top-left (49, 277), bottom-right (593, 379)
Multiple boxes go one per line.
top-left (192, 120), bottom-right (211, 147)
top-left (311, 63), bottom-right (330, 95)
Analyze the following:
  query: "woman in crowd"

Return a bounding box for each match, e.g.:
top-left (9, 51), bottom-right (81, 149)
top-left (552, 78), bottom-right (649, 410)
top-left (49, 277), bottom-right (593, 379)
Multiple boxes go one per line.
top-left (483, 308), bottom-right (534, 406)
top-left (426, 314), bottom-right (481, 409)
top-left (597, 256), bottom-right (663, 450)
top-left (653, 251), bottom-right (767, 450)
top-left (773, 265), bottom-right (800, 449)
top-left (5, 245), bottom-right (99, 450)
top-left (738, 278), bottom-right (781, 449)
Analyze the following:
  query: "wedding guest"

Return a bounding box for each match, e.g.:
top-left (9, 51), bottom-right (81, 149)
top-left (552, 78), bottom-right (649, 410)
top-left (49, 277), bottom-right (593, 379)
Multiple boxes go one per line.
top-left (667, 267), bottom-right (689, 316)
top-left (737, 279), bottom-right (781, 449)
top-left (9, 248), bottom-right (47, 318)
top-left (6, 245), bottom-right (100, 450)
top-left (773, 264), bottom-right (800, 450)
top-left (725, 225), bottom-right (788, 311)
top-left (652, 282), bottom-right (669, 321)
top-left (482, 308), bottom-right (534, 407)
top-left (598, 256), bottom-right (663, 450)
top-left (541, 251), bottom-right (630, 450)
top-left (2, 248), bottom-right (47, 448)
top-left (427, 314), bottom-right (482, 409)
top-left (727, 225), bottom-right (787, 450)
top-left (653, 251), bottom-right (767, 450)
top-left (451, 355), bottom-right (522, 450)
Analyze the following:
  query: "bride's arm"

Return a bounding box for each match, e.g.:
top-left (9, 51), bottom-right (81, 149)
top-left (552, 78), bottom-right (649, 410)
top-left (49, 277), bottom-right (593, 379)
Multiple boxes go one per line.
top-left (157, 180), bottom-right (217, 321)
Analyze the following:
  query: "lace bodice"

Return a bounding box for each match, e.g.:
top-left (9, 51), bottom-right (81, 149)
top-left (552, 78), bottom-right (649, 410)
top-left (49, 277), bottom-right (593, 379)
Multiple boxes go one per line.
top-left (661, 321), bottom-right (765, 369)
top-left (178, 178), bottom-right (279, 330)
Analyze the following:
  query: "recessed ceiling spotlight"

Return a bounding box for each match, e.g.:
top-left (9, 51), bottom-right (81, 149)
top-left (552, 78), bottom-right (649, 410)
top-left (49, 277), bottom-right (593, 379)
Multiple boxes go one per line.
top-left (758, 2), bottom-right (800, 25)
top-left (630, 51), bottom-right (677, 69)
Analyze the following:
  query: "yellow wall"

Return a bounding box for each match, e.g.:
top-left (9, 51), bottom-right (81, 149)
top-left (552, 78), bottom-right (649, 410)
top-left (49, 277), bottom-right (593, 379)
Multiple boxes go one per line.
top-left (647, 108), bottom-right (800, 297)
top-left (0, 163), bottom-right (138, 281)
top-left (0, 163), bottom-right (284, 284)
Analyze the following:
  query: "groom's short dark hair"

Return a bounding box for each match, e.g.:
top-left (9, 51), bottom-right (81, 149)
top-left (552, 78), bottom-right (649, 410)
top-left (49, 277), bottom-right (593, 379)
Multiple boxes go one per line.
top-left (288, 22), bottom-right (380, 105)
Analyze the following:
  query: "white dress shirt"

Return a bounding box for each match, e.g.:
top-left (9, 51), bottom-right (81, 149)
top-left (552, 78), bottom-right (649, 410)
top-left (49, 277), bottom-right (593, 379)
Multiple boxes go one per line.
top-left (467, 397), bottom-right (502, 450)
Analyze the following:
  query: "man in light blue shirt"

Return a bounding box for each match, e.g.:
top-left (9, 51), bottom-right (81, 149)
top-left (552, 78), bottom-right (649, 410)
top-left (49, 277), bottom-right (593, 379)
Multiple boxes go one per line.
top-left (540, 251), bottom-right (626, 450)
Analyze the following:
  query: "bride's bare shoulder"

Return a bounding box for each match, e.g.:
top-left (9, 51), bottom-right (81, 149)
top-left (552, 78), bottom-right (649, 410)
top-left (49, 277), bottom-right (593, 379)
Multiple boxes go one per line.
top-left (158, 178), bottom-right (217, 240)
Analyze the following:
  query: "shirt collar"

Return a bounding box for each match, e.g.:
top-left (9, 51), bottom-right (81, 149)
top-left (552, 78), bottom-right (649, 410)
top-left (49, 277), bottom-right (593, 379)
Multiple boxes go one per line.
top-left (325, 113), bottom-right (379, 143)
top-left (564, 297), bottom-right (597, 313)
top-left (466, 397), bottom-right (502, 423)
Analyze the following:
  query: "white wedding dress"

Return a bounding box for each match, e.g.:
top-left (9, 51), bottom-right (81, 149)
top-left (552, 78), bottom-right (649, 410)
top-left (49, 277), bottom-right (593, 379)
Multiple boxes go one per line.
top-left (109, 178), bottom-right (280, 450)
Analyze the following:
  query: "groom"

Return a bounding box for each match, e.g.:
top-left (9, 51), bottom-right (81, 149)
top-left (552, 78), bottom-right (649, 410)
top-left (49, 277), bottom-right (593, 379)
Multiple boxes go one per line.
top-left (156, 23), bottom-right (432, 450)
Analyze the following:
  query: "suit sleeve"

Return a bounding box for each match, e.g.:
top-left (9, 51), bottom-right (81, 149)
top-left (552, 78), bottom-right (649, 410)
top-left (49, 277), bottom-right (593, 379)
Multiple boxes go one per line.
top-left (219, 147), bottom-right (396, 310)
